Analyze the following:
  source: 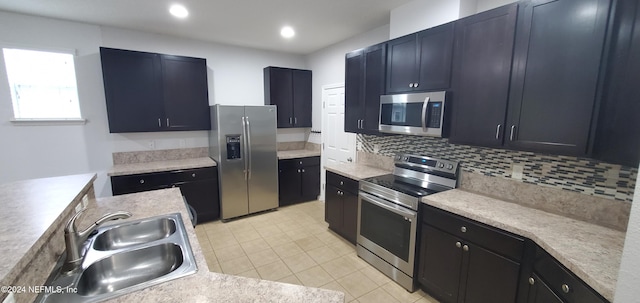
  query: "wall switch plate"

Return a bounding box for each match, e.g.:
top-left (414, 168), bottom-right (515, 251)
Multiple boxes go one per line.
top-left (512, 164), bottom-right (524, 180)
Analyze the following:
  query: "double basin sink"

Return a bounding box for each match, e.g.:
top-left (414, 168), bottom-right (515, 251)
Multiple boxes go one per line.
top-left (38, 213), bottom-right (198, 303)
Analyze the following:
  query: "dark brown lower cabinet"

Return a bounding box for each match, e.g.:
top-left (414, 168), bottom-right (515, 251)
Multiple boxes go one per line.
top-left (526, 273), bottom-right (563, 303)
top-left (278, 157), bottom-right (320, 206)
top-left (418, 205), bottom-right (524, 303)
top-left (325, 171), bottom-right (359, 244)
top-left (110, 167), bottom-right (220, 223)
top-left (418, 224), bottom-right (520, 303)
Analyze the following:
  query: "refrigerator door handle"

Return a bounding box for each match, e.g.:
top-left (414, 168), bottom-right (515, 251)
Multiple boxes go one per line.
top-left (241, 116), bottom-right (249, 181)
top-left (245, 116), bottom-right (252, 180)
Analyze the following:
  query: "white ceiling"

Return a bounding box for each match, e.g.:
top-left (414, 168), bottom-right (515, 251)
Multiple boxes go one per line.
top-left (0, 0), bottom-right (415, 54)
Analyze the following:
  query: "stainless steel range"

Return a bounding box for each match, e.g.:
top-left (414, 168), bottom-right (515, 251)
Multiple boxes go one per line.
top-left (357, 153), bottom-right (459, 292)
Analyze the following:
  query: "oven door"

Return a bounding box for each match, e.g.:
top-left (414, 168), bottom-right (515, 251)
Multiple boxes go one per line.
top-left (357, 191), bottom-right (417, 276)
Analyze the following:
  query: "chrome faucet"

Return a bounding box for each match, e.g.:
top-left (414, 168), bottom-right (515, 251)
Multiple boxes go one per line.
top-left (61, 209), bottom-right (132, 274)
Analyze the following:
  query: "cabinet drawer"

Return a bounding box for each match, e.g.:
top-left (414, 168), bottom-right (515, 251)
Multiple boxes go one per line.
top-left (534, 248), bottom-right (607, 303)
top-left (169, 167), bottom-right (217, 183)
top-left (326, 171), bottom-right (358, 193)
top-left (422, 205), bottom-right (524, 262)
top-left (111, 173), bottom-right (169, 195)
top-left (292, 156), bottom-right (320, 167)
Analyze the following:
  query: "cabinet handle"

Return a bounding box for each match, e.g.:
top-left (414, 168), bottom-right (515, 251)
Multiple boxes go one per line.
top-left (192, 173), bottom-right (196, 178)
top-left (294, 117), bottom-right (297, 125)
top-left (297, 169), bottom-right (301, 173)
top-left (299, 161), bottom-right (303, 165)
top-left (562, 284), bottom-right (570, 293)
top-left (409, 83), bottom-right (414, 88)
top-left (414, 83), bottom-right (419, 88)
top-left (301, 168), bottom-right (305, 173)
top-left (495, 124), bottom-right (501, 140)
top-left (166, 118), bottom-right (170, 127)
top-left (510, 125), bottom-right (516, 141)
top-left (528, 277), bottom-right (535, 285)
top-left (139, 179), bottom-right (145, 184)
top-left (455, 242), bottom-right (462, 248)
top-left (463, 245), bottom-right (469, 252)
top-left (158, 118), bottom-right (161, 127)
top-left (171, 184), bottom-right (176, 188)
top-left (340, 181), bottom-right (344, 186)
top-left (290, 117), bottom-right (293, 125)
top-left (460, 226), bottom-right (467, 233)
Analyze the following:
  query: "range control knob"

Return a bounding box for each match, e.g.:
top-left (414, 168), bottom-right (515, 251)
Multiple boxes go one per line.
top-left (438, 163), bottom-right (445, 168)
top-left (447, 164), bottom-right (454, 170)
top-left (403, 156), bottom-right (409, 161)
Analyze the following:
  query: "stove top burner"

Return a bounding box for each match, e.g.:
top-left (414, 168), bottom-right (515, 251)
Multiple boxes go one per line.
top-left (361, 174), bottom-right (440, 198)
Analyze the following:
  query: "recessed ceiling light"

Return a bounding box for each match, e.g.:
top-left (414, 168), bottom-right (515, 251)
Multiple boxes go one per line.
top-left (169, 4), bottom-right (189, 18)
top-left (280, 26), bottom-right (295, 39)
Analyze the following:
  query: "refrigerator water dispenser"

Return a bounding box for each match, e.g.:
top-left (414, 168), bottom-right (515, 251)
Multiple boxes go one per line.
top-left (226, 135), bottom-right (241, 159)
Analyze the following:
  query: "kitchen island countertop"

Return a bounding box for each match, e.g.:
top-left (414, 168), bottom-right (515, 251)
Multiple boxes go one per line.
top-left (422, 189), bottom-right (624, 302)
top-left (74, 188), bottom-right (345, 303)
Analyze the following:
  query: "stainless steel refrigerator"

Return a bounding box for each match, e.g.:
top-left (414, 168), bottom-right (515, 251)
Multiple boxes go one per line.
top-left (208, 105), bottom-right (279, 220)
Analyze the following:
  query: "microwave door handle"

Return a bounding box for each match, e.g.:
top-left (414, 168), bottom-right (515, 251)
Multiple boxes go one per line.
top-left (421, 97), bottom-right (431, 132)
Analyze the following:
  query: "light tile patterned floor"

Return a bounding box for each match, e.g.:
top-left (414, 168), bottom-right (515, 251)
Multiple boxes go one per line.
top-left (194, 200), bottom-right (439, 303)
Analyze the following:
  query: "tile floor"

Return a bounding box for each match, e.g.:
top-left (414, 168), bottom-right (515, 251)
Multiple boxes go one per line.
top-left (194, 200), bottom-right (439, 303)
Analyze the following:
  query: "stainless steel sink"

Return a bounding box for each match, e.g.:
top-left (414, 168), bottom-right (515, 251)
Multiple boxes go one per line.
top-left (37, 213), bottom-right (197, 303)
top-left (93, 217), bottom-right (176, 251)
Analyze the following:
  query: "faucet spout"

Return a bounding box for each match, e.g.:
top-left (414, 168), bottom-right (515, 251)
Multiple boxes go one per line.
top-left (61, 209), bottom-right (132, 275)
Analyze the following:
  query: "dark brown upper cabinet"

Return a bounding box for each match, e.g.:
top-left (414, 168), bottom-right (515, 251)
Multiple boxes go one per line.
top-left (449, 4), bottom-right (518, 148)
top-left (505, 0), bottom-right (611, 156)
top-left (344, 42), bottom-right (386, 134)
top-left (592, 0), bottom-right (640, 167)
top-left (386, 22), bottom-right (454, 94)
top-left (263, 66), bottom-right (312, 128)
top-left (100, 47), bottom-right (210, 133)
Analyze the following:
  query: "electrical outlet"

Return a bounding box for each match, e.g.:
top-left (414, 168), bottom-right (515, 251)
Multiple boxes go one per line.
top-left (148, 140), bottom-right (155, 149)
top-left (75, 202), bottom-right (83, 213)
top-left (512, 164), bottom-right (524, 180)
top-left (82, 194), bottom-right (89, 208)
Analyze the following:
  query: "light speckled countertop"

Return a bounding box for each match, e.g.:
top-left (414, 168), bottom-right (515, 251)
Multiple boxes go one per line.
top-left (0, 173), bottom-right (96, 287)
top-left (108, 157), bottom-right (216, 176)
top-left (422, 189), bottom-right (624, 302)
top-left (88, 188), bottom-right (344, 303)
top-left (278, 149), bottom-right (321, 160)
top-left (324, 162), bottom-right (390, 180)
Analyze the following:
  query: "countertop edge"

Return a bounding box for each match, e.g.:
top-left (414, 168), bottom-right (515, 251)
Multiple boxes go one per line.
top-left (108, 157), bottom-right (217, 177)
top-left (421, 189), bottom-right (621, 302)
top-left (324, 163), bottom-right (390, 181)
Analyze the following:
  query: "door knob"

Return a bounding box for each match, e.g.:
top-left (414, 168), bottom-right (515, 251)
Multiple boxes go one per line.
top-left (347, 157), bottom-right (353, 162)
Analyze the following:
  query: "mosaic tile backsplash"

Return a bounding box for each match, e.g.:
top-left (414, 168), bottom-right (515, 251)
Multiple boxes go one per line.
top-left (358, 134), bottom-right (637, 202)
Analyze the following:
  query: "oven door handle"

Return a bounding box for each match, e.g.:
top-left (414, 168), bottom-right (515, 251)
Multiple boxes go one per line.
top-left (359, 192), bottom-right (417, 219)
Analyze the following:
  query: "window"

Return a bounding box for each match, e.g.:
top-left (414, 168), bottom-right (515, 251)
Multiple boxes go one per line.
top-left (2, 48), bottom-right (82, 121)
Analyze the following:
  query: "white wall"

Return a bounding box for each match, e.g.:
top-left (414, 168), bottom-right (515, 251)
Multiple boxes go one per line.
top-left (0, 11), bottom-right (307, 197)
top-left (476, 0), bottom-right (517, 13)
top-left (390, 0), bottom-right (462, 39)
top-left (614, 162), bottom-right (640, 301)
top-left (305, 25), bottom-right (390, 130)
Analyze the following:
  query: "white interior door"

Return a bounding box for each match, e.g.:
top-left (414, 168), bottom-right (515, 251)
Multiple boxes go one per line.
top-left (320, 83), bottom-right (356, 200)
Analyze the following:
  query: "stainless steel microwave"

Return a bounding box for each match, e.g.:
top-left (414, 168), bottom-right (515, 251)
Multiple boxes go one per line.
top-left (379, 91), bottom-right (447, 137)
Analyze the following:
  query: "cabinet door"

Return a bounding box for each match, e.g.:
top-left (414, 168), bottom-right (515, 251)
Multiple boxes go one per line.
top-left (300, 165), bottom-right (320, 200)
top-left (325, 184), bottom-right (343, 231)
top-left (341, 190), bottom-right (358, 244)
top-left (461, 242), bottom-right (521, 303)
top-left (592, 0), bottom-right (640, 167)
top-left (264, 67), bottom-right (294, 128)
top-left (526, 273), bottom-right (563, 303)
top-left (362, 43), bottom-right (386, 133)
top-left (418, 224), bottom-right (463, 303)
top-left (100, 48), bottom-right (163, 133)
top-left (278, 159), bottom-right (301, 206)
top-left (161, 55), bottom-right (210, 131)
top-left (292, 69), bottom-right (312, 127)
top-left (450, 4), bottom-right (518, 147)
top-left (506, 0), bottom-right (611, 155)
top-left (386, 34), bottom-right (418, 94)
top-left (416, 22), bottom-right (454, 90)
top-left (345, 50), bottom-right (364, 133)
top-left (177, 179), bottom-right (220, 223)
